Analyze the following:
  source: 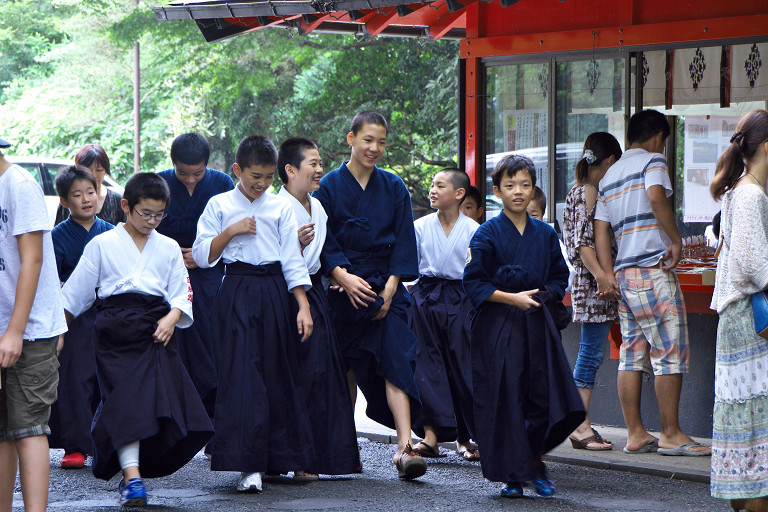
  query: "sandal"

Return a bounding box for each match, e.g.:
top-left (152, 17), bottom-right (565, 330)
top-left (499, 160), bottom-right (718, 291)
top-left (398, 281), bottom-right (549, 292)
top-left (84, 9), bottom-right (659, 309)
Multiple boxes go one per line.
top-left (412, 441), bottom-right (445, 458)
top-left (458, 447), bottom-right (480, 461)
top-left (569, 428), bottom-right (613, 451)
top-left (394, 445), bottom-right (427, 480)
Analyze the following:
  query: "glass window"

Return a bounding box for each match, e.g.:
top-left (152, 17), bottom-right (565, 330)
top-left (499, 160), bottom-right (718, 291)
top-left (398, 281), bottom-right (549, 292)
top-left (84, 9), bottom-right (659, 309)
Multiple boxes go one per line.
top-left (485, 62), bottom-right (549, 219)
top-left (641, 45), bottom-right (767, 239)
top-left (554, 57), bottom-right (627, 230)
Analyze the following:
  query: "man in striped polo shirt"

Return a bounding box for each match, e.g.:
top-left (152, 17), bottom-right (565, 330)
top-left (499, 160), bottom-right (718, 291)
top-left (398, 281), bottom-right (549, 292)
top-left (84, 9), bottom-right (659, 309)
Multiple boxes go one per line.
top-left (594, 110), bottom-right (710, 457)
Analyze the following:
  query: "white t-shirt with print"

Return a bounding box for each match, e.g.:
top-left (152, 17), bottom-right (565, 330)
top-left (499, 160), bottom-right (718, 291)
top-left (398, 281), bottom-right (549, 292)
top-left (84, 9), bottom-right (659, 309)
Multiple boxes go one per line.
top-left (0, 164), bottom-right (67, 339)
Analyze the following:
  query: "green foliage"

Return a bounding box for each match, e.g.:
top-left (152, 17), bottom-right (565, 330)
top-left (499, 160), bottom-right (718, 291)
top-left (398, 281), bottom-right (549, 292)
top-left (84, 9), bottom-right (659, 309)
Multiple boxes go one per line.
top-left (0, 0), bottom-right (459, 207)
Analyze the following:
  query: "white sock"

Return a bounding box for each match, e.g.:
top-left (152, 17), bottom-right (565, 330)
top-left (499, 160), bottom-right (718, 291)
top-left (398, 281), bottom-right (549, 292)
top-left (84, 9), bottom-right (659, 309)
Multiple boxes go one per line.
top-left (117, 441), bottom-right (140, 471)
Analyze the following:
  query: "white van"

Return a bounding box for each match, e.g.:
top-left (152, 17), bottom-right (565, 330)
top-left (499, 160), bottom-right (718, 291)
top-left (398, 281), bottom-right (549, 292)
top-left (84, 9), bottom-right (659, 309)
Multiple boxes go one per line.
top-left (7, 157), bottom-right (124, 227)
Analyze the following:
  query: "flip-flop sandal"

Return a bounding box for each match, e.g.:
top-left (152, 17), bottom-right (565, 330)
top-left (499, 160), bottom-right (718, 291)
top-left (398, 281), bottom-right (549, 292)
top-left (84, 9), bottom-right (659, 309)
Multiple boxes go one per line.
top-left (569, 429), bottom-right (613, 451)
top-left (458, 448), bottom-right (480, 461)
top-left (657, 441), bottom-right (711, 456)
top-left (412, 441), bottom-right (445, 458)
top-left (622, 438), bottom-right (659, 454)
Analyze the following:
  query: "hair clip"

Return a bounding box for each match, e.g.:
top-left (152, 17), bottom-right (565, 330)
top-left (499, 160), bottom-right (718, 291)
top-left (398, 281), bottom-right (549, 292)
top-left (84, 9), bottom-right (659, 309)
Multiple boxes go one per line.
top-left (583, 149), bottom-right (597, 164)
top-left (730, 131), bottom-right (744, 144)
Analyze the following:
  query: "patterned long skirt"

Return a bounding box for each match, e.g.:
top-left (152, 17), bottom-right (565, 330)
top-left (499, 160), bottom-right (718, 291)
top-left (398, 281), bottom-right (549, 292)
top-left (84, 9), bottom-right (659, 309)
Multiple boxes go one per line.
top-left (711, 297), bottom-right (768, 499)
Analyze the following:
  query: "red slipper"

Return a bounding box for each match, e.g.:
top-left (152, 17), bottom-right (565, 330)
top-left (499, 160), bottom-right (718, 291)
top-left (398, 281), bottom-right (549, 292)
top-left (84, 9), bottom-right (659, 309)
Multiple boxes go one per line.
top-left (61, 452), bottom-right (85, 469)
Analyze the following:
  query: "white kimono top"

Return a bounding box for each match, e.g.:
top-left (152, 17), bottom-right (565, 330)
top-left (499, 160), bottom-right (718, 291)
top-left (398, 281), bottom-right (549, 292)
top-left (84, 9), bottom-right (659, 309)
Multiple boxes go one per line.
top-left (278, 186), bottom-right (327, 277)
top-left (62, 224), bottom-right (193, 328)
top-left (192, 186), bottom-right (311, 291)
top-left (415, 212), bottom-right (479, 280)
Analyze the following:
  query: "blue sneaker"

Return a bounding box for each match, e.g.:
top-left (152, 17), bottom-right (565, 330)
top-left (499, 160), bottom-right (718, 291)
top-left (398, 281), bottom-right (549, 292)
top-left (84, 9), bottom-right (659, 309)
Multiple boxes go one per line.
top-left (119, 478), bottom-right (147, 507)
top-left (533, 463), bottom-right (556, 497)
top-left (500, 482), bottom-right (524, 498)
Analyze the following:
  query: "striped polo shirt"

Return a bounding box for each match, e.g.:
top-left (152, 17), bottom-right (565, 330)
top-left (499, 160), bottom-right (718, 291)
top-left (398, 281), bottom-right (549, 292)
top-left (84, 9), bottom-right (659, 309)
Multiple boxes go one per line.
top-left (594, 148), bottom-right (673, 271)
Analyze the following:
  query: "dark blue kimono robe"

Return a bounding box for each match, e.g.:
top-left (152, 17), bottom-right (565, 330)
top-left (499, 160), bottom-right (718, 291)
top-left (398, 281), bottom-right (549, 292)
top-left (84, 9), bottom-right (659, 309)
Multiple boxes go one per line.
top-left (314, 162), bottom-right (421, 430)
top-left (48, 217), bottom-right (113, 454)
top-left (463, 213), bottom-right (585, 483)
top-left (156, 168), bottom-right (234, 417)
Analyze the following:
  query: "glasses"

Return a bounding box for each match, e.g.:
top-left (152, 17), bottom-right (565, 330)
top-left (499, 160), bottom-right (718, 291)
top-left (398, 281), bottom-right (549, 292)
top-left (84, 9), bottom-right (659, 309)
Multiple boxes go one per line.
top-left (134, 210), bottom-right (167, 222)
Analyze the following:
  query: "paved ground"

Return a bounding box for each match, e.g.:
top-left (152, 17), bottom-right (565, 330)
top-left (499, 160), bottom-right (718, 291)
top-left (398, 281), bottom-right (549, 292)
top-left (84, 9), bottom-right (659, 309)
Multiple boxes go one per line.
top-left (24, 394), bottom-right (720, 511)
top-left (37, 439), bottom-right (724, 511)
top-left (355, 394), bottom-right (713, 483)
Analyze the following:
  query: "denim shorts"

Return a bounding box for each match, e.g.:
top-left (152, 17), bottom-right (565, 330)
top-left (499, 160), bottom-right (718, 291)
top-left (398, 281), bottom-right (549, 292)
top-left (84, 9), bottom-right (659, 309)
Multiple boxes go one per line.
top-left (616, 266), bottom-right (689, 375)
top-left (0, 337), bottom-right (59, 441)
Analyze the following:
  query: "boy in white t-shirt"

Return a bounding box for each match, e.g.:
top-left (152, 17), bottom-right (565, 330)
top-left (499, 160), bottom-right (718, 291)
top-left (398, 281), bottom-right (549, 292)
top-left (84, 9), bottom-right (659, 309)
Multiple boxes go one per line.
top-left (0, 138), bottom-right (67, 512)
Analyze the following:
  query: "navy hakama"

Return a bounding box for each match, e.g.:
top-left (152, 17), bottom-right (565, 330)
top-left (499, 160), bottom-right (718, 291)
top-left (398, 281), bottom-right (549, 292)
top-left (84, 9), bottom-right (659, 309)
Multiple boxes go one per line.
top-left (175, 264), bottom-right (222, 417)
top-left (409, 277), bottom-right (475, 443)
top-left (90, 293), bottom-right (213, 480)
top-left (208, 263), bottom-right (314, 474)
top-left (463, 214), bottom-right (585, 483)
top-left (48, 306), bottom-right (100, 454)
top-left (327, 254), bottom-right (421, 430)
top-left (296, 274), bottom-right (360, 474)
top-left (315, 163), bottom-right (421, 430)
top-left (49, 217), bottom-right (113, 453)
top-left (156, 168), bottom-right (234, 418)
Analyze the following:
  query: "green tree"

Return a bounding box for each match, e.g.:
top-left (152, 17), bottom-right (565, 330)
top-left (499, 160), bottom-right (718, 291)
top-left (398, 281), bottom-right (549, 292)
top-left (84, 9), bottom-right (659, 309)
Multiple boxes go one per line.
top-left (0, 0), bottom-right (459, 209)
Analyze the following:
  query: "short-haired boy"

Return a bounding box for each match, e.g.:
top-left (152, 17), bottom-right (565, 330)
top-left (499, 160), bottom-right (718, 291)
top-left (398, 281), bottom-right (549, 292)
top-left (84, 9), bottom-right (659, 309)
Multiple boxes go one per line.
top-left (594, 109), bottom-right (709, 456)
top-left (157, 132), bottom-right (234, 418)
top-left (62, 172), bottom-right (213, 507)
top-left (276, 137), bottom-right (359, 477)
top-left (314, 111), bottom-right (427, 479)
top-left (461, 185), bottom-right (484, 222)
top-left (527, 186), bottom-right (575, 287)
top-left (49, 166), bottom-right (113, 469)
top-left (463, 155), bottom-right (585, 498)
top-left (527, 185), bottom-right (547, 221)
top-left (193, 135), bottom-right (314, 493)
top-left (0, 138), bottom-right (67, 512)
top-left (409, 168), bottom-right (480, 461)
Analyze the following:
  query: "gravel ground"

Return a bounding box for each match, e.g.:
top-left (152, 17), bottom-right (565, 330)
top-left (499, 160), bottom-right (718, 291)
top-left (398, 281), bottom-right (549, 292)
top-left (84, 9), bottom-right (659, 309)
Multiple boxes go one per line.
top-left (34, 438), bottom-right (723, 511)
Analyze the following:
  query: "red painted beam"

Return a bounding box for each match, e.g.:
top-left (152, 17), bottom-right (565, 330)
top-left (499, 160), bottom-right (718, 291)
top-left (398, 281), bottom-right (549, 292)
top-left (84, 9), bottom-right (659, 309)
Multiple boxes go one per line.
top-left (464, 56), bottom-right (480, 187)
top-left (365, 10), bottom-right (399, 38)
top-left (299, 13), bottom-right (331, 34)
top-left (428, 9), bottom-right (466, 41)
top-left (461, 13), bottom-right (768, 59)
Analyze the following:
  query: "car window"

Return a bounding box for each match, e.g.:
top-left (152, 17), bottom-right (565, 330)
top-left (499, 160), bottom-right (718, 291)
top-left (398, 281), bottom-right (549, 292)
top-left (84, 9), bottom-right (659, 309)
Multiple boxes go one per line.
top-left (14, 163), bottom-right (42, 187)
top-left (43, 164), bottom-right (67, 196)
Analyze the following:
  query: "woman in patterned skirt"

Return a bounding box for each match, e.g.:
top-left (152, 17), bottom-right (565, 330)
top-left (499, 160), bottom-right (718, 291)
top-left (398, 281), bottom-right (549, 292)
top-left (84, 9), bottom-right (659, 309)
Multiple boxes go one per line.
top-left (710, 110), bottom-right (768, 512)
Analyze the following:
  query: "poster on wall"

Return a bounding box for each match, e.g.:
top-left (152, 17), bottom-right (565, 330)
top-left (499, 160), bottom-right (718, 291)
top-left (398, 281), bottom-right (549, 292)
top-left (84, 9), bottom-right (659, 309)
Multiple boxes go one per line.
top-left (503, 110), bottom-right (547, 152)
top-left (683, 115), bottom-right (739, 222)
top-left (502, 109), bottom-right (548, 193)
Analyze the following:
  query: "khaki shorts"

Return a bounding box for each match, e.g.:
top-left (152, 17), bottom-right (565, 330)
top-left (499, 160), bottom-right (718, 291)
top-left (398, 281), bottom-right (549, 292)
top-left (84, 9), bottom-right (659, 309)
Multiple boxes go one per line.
top-left (0, 337), bottom-right (59, 441)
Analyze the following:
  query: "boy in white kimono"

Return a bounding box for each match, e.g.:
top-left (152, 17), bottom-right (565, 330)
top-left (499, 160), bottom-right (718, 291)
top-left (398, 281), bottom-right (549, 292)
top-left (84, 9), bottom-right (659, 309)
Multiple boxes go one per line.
top-left (192, 135), bottom-right (314, 494)
top-left (409, 169), bottom-right (480, 461)
top-left (61, 173), bottom-right (213, 507)
top-left (276, 137), bottom-right (359, 477)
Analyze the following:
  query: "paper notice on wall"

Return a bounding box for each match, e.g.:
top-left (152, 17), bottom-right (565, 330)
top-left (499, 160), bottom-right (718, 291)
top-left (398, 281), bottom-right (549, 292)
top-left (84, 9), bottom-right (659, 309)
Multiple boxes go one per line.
top-left (683, 115), bottom-right (739, 222)
top-left (503, 110), bottom-right (547, 152)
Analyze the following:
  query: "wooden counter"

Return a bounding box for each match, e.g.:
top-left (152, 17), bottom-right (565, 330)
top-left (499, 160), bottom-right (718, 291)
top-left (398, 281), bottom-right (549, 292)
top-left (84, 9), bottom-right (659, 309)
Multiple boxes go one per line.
top-left (563, 261), bottom-right (716, 358)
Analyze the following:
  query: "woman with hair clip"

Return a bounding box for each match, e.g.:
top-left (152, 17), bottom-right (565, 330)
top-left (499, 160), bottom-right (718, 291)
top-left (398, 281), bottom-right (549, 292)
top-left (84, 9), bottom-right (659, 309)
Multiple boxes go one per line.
top-left (55, 144), bottom-right (126, 226)
top-left (562, 132), bottom-right (622, 451)
top-left (710, 110), bottom-right (768, 512)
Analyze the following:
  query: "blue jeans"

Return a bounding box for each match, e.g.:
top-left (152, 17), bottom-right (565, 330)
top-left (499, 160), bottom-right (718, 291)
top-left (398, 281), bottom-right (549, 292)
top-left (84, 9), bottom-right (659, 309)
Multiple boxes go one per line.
top-left (572, 321), bottom-right (612, 389)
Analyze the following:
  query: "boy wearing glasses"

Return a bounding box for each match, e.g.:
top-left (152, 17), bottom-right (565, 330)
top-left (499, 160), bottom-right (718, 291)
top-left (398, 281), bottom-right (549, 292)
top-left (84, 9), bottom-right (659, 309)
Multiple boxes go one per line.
top-left (62, 173), bottom-right (213, 507)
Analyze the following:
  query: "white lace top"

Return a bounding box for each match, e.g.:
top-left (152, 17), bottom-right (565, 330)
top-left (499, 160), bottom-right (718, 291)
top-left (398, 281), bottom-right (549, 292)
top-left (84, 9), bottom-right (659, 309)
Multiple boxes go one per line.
top-left (711, 183), bottom-right (768, 313)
